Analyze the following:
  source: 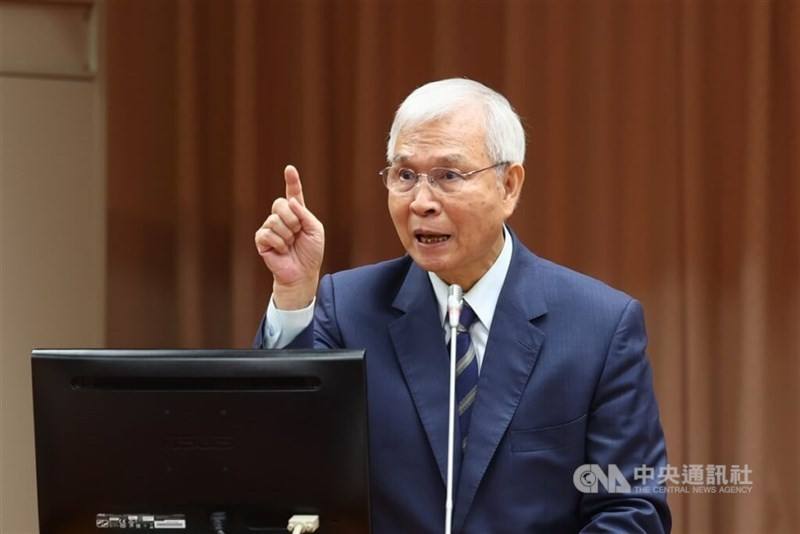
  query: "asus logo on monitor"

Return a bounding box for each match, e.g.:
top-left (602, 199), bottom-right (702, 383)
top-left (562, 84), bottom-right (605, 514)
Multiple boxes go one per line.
top-left (164, 436), bottom-right (234, 450)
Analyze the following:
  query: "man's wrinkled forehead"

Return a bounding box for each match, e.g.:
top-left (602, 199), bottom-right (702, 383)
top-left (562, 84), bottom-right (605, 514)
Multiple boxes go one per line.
top-left (390, 112), bottom-right (488, 166)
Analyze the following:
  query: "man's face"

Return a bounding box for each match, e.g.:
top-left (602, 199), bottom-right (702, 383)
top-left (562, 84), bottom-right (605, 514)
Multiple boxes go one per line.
top-left (387, 105), bottom-right (524, 290)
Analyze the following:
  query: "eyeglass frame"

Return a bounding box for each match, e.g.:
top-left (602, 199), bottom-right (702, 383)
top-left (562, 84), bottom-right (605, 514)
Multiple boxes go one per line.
top-left (378, 161), bottom-right (510, 194)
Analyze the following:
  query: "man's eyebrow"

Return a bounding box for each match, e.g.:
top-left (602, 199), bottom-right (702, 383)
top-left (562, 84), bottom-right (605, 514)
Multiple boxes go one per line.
top-left (391, 153), bottom-right (469, 167)
top-left (436, 154), bottom-right (469, 167)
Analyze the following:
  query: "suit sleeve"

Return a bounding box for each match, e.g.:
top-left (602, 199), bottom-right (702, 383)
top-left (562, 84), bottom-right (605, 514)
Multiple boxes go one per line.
top-left (252, 273), bottom-right (344, 350)
top-left (579, 299), bottom-right (672, 533)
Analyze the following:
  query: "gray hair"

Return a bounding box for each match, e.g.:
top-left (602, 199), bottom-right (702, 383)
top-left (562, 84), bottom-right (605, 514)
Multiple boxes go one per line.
top-left (386, 78), bottom-right (526, 165)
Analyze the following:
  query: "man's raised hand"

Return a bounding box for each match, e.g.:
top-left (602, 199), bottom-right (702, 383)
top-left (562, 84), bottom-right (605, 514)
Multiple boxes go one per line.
top-left (255, 165), bottom-right (324, 309)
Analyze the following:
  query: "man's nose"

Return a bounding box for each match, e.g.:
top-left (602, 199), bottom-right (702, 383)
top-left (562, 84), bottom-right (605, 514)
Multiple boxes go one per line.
top-left (409, 179), bottom-right (441, 216)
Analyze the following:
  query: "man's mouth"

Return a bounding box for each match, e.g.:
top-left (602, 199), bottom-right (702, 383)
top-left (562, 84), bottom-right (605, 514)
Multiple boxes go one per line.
top-left (415, 232), bottom-right (451, 244)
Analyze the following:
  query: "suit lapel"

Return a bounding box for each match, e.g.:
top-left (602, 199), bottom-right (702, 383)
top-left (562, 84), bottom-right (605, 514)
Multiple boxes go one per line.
top-left (453, 236), bottom-right (547, 531)
top-left (389, 261), bottom-right (462, 484)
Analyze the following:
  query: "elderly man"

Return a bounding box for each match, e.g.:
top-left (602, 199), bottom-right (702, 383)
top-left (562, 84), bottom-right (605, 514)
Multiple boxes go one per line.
top-left (254, 79), bottom-right (670, 533)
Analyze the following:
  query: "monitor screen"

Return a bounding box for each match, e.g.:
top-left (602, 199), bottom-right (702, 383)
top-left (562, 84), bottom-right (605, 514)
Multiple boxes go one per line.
top-left (31, 349), bottom-right (370, 534)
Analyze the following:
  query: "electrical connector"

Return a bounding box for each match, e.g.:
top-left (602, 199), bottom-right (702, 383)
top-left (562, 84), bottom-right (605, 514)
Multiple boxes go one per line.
top-left (287, 514), bottom-right (320, 534)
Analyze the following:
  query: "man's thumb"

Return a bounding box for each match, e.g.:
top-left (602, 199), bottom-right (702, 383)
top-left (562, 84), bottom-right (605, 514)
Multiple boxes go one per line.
top-left (289, 197), bottom-right (320, 233)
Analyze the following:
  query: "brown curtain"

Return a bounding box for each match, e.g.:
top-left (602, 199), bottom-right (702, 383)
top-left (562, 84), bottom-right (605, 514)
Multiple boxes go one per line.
top-left (106, 1), bottom-right (800, 532)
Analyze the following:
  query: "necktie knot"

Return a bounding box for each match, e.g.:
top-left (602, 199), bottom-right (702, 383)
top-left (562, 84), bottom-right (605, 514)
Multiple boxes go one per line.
top-left (457, 302), bottom-right (478, 332)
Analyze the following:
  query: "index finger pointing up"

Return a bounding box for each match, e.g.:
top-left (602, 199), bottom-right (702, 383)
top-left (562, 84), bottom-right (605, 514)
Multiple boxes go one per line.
top-left (284, 165), bottom-right (305, 207)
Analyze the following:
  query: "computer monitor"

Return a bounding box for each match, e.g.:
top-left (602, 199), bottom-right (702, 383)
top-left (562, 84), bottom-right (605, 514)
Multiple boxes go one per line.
top-left (31, 349), bottom-right (370, 534)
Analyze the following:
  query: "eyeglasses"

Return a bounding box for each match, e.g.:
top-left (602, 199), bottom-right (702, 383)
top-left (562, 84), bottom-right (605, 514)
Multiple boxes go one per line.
top-left (378, 162), bottom-right (509, 194)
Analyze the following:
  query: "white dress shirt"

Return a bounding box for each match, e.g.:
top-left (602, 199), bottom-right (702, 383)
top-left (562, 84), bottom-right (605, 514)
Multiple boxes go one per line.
top-left (427, 225), bottom-right (513, 371)
top-left (263, 226), bottom-right (514, 372)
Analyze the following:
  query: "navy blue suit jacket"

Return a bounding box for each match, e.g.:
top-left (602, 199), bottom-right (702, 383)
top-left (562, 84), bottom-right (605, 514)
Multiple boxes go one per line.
top-left (254, 233), bottom-right (670, 533)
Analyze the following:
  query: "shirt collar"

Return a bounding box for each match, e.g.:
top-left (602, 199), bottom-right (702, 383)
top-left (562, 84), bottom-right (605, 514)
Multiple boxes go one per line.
top-left (428, 225), bottom-right (513, 330)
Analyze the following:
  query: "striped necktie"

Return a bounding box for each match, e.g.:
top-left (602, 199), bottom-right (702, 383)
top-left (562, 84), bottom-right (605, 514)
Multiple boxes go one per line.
top-left (454, 303), bottom-right (479, 451)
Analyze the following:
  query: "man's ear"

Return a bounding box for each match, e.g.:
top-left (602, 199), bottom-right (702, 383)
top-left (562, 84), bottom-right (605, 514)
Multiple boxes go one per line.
top-left (501, 163), bottom-right (525, 213)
